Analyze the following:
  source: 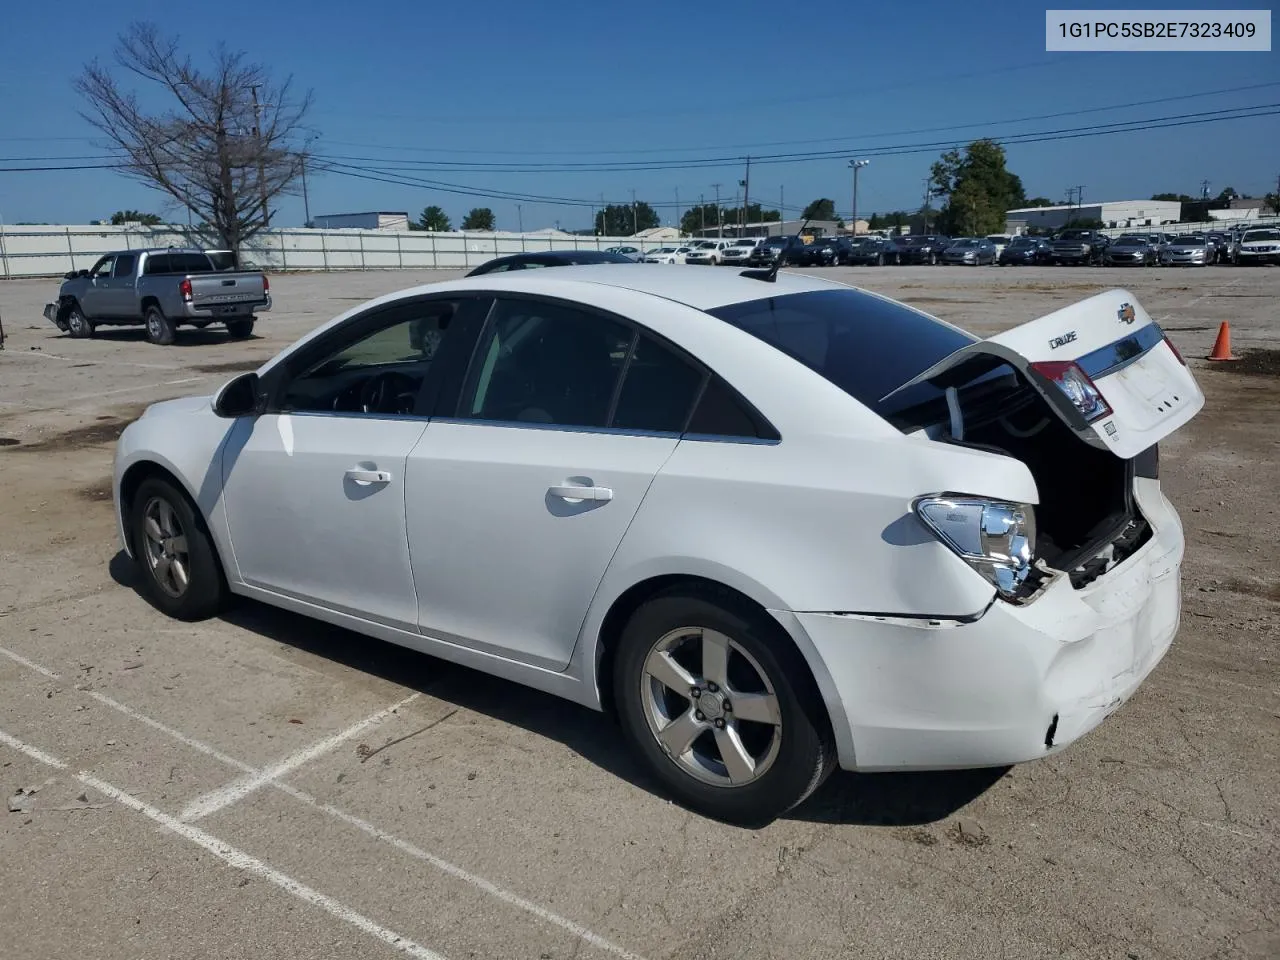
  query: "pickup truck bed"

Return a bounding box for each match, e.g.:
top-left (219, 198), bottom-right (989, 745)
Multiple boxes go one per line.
top-left (45, 247), bottom-right (271, 345)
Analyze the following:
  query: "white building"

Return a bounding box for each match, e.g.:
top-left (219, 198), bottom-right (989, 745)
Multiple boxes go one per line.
top-left (1005, 199), bottom-right (1182, 233)
top-left (310, 211), bottom-right (410, 231)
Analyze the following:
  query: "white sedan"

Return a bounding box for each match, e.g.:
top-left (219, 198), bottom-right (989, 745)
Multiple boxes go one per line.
top-left (113, 266), bottom-right (1203, 824)
top-left (644, 246), bottom-right (693, 264)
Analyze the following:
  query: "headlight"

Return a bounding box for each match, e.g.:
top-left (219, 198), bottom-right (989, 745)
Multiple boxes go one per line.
top-left (914, 496), bottom-right (1037, 598)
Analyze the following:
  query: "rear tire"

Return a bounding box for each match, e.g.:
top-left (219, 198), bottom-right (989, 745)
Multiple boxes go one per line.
top-left (614, 588), bottom-right (836, 826)
top-left (129, 477), bottom-right (226, 621)
top-left (144, 306), bottom-right (176, 345)
top-left (226, 318), bottom-right (255, 339)
top-left (66, 305), bottom-right (93, 339)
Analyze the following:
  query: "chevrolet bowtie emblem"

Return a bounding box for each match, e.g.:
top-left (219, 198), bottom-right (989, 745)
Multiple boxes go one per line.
top-left (1118, 303), bottom-right (1136, 324)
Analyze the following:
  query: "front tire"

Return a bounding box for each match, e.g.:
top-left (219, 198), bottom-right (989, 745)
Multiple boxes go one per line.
top-left (614, 588), bottom-right (835, 826)
top-left (129, 477), bottom-right (226, 620)
top-left (226, 318), bottom-right (255, 339)
top-left (144, 306), bottom-right (176, 345)
top-left (66, 304), bottom-right (93, 339)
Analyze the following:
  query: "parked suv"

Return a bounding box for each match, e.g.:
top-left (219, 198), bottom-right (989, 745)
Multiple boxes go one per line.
top-left (1051, 230), bottom-right (1110, 265)
top-left (721, 238), bottom-right (762, 266)
top-left (898, 236), bottom-right (951, 265)
top-left (686, 240), bottom-right (732, 265)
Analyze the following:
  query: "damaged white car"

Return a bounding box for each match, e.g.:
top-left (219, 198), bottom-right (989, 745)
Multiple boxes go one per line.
top-left (111, 265), bottom-right (1203, 824)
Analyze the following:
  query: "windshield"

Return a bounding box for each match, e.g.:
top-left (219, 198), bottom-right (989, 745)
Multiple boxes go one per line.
top-left (1114, 237), bottom-right (1146, 246)
top-left (1057, 231), bottom-right (1089, 241)
top-left (1174, 237), bottom-right (1205, 246)
top-left (953, 239), bottom-right (978, 248)
top-left (705, 289), bottom-right (981, 422)
top-left (1243, 229), bottom-right (1280, 242)
top-left (1009, 238), bottom-right (1035, 247)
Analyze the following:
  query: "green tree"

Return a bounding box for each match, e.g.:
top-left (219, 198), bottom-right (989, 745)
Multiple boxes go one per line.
top-left (680, 202), bottom-right (722, 235)
top-left (721, 203), bottom-right (781, 228)
top-left (1265, 192), bottom-right (1280, 215)
top-left (1151, 193), bottom-right (1194, 202)
top-left (1063, 217), bottom-right (1105, 229)
top-left (110, 209), bottom-right (162, 225)
top-left (414, 205), bottom-right (451, 231)
top-left (595, 201), bottom-right (658, 236)
top-left (461, 207), bottom-right (495, 231)
top-left (930, 140), bottom-right (1026, 236)
top-left (1023, 197), bottom-right (1055, 208)
top-left (801, 198), bottom-right (836, 220)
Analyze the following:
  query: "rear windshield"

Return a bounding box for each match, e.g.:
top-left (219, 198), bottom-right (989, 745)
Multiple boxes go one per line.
top-left (144, 253), bottom-right (215, 275)
top-left (705, 289), bottom-right (979, 421)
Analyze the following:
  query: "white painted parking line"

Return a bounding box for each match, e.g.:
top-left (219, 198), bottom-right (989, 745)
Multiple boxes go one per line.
top-left (0, 727), bottom-right (448, 960)
top-left (11, 349), bottom-right (180, 371)
top-left (178, 692), bottom-right (422, 823)
top-left (1, 646), bottom-right (649, 960)
top-left (0, 644), bottom-right (61, 679)
top-left (61, 377), bottom-right (211, 405)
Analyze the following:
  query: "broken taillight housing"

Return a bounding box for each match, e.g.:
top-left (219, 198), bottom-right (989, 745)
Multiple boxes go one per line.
top-left (179, 277), bottom-right (193, 302)
top-left (1163, 334), bottom-right (1186, 365)
top-left (914, 496), bottom-right (1037, 599)
top-left (1029, 360), bottom-right (1111, 422)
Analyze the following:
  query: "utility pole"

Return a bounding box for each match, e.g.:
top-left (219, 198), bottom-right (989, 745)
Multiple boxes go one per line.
top-left (740, 156), bottom-right (751, 237)
top-left (780, 185), bottom-right (784, 230)
top-left (699, 193), bottom-right (706, 232)
top-left (1075, 184), bottom-right (1086, 223)
top-left (849, 159), bottom-right (869, 235)
top-left (712, 183), bottom-right (722, 238)
top-left (674, 186), bottom-right (680, 232)
top-left (921, 178), bottom-right (932, 233)
top-left (300, 154), bottom-right (311, 227)
top-left (517, 203), bottom-right (523, 233)
top-left (249, 84), bottom-right (270, 228)
top-left (1200, 179), bottom-right (1211, 200)
top-left (630, 188), bottom-right (638, 235)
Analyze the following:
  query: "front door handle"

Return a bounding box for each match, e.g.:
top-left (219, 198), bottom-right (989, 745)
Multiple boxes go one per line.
top-left (346, 468), bottom-right (392, 484)
top-left (548, 484), bottom-right (613, 502)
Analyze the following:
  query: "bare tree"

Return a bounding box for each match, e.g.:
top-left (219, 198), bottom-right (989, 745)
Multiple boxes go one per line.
top-left (77, 22), bottom-right (313, 257)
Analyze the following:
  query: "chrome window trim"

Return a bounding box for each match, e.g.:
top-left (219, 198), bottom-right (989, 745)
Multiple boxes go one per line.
top-left (428, 416), bottom-right (779, 445)
top-left (1077, 323), bottom-right (1164, 380)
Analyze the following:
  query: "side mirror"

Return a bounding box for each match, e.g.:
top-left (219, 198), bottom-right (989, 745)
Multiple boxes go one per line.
top-left (212, 372), bottom-right (262, 418)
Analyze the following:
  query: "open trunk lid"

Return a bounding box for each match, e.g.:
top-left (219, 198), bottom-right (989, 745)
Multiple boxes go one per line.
top-left (883, 289), bottom-right (1204, 459)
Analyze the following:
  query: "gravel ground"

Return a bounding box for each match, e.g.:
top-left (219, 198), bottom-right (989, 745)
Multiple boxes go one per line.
top-left (1, 264), bottom-right (1277, 960)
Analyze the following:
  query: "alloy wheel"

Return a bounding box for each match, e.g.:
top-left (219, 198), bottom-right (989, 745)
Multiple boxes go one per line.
top-left (640, 626), bottom-right (782, 787)
top-left (142, 496), bottom-right (190, 598)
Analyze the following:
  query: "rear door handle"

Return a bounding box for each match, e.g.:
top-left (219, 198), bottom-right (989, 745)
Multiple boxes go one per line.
top-left (346, 468), bottom-right (392, 484)
top-left (548, 484), bottom-right (613, 502)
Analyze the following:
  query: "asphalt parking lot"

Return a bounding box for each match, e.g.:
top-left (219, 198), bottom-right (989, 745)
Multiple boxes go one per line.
top-left (1, 264), bottom-right (1277, 960)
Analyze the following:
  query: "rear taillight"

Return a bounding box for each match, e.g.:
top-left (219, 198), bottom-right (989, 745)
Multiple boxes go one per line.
top-left (1030, 360), bottom-right (1112, 422)
top-left (179, 278), bottom-right (192, 302)
top-left (262, 274), bottom-right (270, 295)
top-left (1163, 334), bottom-right (1186, 365)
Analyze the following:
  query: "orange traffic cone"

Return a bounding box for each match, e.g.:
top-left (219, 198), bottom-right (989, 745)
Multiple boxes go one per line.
top-left (1208, 321), bottom-right (1237, 361)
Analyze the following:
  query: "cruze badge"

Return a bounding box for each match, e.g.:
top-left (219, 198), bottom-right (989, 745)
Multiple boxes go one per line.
top-left (1117, 302), bottom-right (1136, 324)
top-left (1048, 330), bottom-right (1078, 350)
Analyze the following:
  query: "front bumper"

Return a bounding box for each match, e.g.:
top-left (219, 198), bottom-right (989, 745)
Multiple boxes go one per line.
top-left (783, 478), bottom-right (1184, 771)
top-left (1236, 251), bottom-right (1280, 264)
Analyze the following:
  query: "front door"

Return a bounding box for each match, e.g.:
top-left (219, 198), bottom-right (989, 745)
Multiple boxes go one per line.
top-left (105, 253), bottom-right (137, 316)
top-left (81, 255), bottom-right (116, 318)
top-left (406, 296), bottom-right (706, 669)
top-left (221, 296), bottom-right (468, 630)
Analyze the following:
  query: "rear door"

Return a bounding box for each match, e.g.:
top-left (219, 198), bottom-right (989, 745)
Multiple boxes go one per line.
top-left (884, 288), bottom-right (1204, 458)
top-left (404, 295), bottom-right (704, 670)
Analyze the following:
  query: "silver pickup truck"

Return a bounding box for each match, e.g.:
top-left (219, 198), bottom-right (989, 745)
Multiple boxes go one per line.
top-left (44, 247), bottom-right (271, 345)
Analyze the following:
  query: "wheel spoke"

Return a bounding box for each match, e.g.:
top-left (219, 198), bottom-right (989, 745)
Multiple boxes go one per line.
top-left (701, 630), bottom-right (731, 689)
top-left (170, 558), bottom-right (189, 592)
top-left (144, 517), bottom-right (164, 543)
top-left (154, 555), bottom-right (172, 585)
top-left (656, 708), bottom-right (704, 758)
top-left (158, 500), bottom-right (177, 536)
top-left (714, 724), bottom-right (756, 784)
top-left (168, 535), bottom-right (188, 555)
top-left (729, 691), bottom-right (780, 726)
top-left (645, 649), bottom-right (697, 696)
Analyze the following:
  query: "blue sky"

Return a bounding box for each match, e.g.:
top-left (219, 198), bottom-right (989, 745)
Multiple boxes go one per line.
top-left (1, 0), bottom-right (1276, 229)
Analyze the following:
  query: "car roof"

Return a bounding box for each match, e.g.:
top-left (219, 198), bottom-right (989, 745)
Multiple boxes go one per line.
top-left (412, 263), bottom-right (841, 312)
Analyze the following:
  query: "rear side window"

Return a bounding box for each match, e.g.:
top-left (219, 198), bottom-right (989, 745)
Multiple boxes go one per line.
top-left (145, 253), bottom-right (214, 274)
top-left (706, 288), bottom-right (975, 420)
top-left (686, 376), bottom-right (774, 440)
top-left (113, 254), bottom-right (136, 278)
top-left (611, 335), bottom-right (702, 433)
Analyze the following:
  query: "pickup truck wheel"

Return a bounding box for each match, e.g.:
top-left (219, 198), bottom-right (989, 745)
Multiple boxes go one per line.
top-left (66, 305), bottom-right (93, 339)
top-left (226, 318), bottom-right (255, 339)
top-left (144, 307), bottom-right (176, 346)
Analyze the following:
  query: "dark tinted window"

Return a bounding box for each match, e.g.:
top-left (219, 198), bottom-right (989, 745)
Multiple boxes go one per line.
top-left (113, 254), bottom-right (136, 277)
top-left (706, 289), bottom-right (975, 420)
top-left (464, 299), bottom-right (631, 428)
top-left (686, 376), bottom-right (771, 439)
top-left (612, 335), bottom-right (703, 433)
top-left (145, 253), bottom-right (214, 274)
top-left (90, 256), bottom-right (115, 278)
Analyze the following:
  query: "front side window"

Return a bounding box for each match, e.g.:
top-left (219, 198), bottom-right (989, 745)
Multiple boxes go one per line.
top-left (279, 299), bottom-right (460, 416)
top-left (90, 256), bottom-right (115, 278)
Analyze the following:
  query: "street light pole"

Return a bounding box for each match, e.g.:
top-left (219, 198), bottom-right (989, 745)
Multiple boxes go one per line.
top-left (517, 203), bottom-right (523, 233)
top-left (849, 159), bottom-right (869, 235)
top-left (630, 188), bottom-right (637, 235)
top-left (712, 183), bottom-right (722, 238)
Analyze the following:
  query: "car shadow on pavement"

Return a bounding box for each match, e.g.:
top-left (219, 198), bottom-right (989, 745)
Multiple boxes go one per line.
top-left (109, 551), bottom-right (1005, 827)
top-left (88, 328), bottom-right (262, 346)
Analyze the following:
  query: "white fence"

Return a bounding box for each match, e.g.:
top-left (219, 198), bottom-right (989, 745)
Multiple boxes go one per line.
top-left (0, 224), bottom-right (684, 279)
